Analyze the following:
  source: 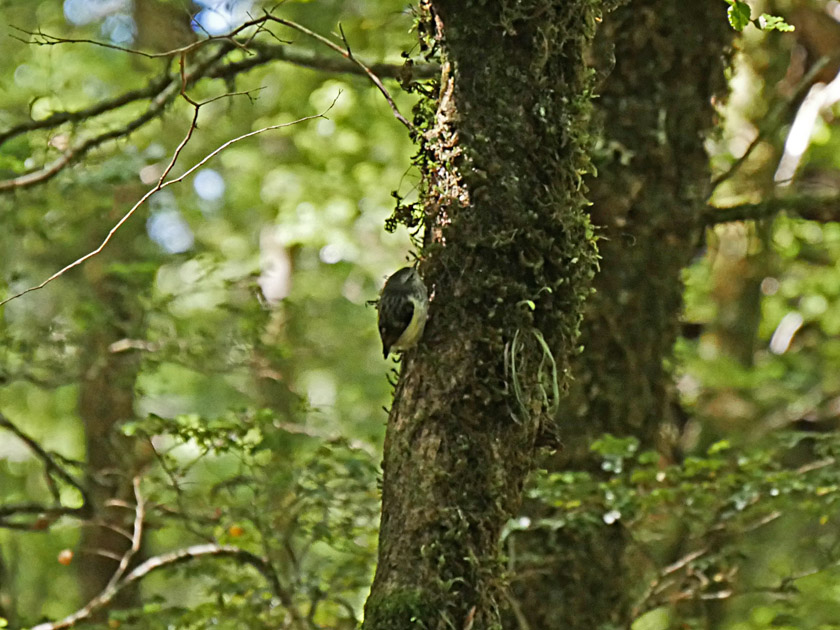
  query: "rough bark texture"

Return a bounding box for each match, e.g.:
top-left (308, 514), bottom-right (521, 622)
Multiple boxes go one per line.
top-left (362, 2), bottom-right (604, 629)
top-left (509, 2), bottom-right (732, 628)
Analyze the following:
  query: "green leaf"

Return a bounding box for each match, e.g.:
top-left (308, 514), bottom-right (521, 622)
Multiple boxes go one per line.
top-left (707, 439), bottom-right (731, 455)
top-left (591, 434), bottom-right (639, 458)
top-left (758, 13), bottom-right (795, 32)
top-left (727, 1), bottom-right (751, 31)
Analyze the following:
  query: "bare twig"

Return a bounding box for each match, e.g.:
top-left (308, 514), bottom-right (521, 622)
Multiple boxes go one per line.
top-left (81, 548), bottom-right (125, 562)
top-left (266, 16), bottom-right (413, 130)
top-left (0, 11), bottom-right (420, 195)
top-left (704, 194), bottom-right (840, 225)
top-left (26, 543), bottom-right (286, 630)
top-left (82, 518), bottom-right (134, 542)
top-left (0, 413), bottom-right (89, 503)
top-left (0, 100), bottom-right (331, 307)
top-left (12, 17), bottom-right (261, 60)
top-left (0, 101), bottom-right (167, 192)
top-left (148, 439), bottom-right (210, 541)
top-left (796, 456), bottom-right (836, 474)
top-left (709, 56), bottom-right (833, 193)
top-left (208, 41), bottom-right (438, 82)
top-left (0, 74), bottom-right (172, 148)
top-left (12, 10), bottom-right (422, 130)
top-left (0, 502), bottom-right (87, 530)
top-left (630, 547), bottom-right (711, 618)
top-left (22, 476), bottom-right (298, 630)
top-left (103, 477), bottom-right (145, 592)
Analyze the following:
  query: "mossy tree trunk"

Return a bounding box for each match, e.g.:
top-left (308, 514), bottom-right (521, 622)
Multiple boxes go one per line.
top-left (362, 1), bottom-right (607, 629)
top-left (509, 2), bottom-right (733, 628)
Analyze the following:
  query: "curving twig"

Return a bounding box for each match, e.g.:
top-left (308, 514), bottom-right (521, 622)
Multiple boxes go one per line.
top-left (209, 40), bottom-right (439, 82)
top-left (0, 98), bottom-right (332, 307)
top-left (0, 413), bottom-right (85, 494)
top-left (709, 56), bottom-right (833, 194)
top-left (27, 542), bottom-right (290, 630)
top-left (10, 10), bottom-right (418, 135)
top-left (704, 194), bottom-right (840, 225)
top-left (24, 479), bottom-right (302, 630)
top-left (265, 15), bottom-right (413, 130)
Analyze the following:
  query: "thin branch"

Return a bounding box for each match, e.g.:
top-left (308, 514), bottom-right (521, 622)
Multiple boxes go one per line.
top-left (704, 194), bottom-right (840, 225)
top-left (208, 40), bottom-right (438, 82)
top-left (26, 544), bottom-right (285, 630)
top-left (21, 477), bottom-right (297, 629)
top-left (265, 16), bottom-right (412, 130)
top-left (0, 413), bottom-right (89, 503)
top-left (148, 439), bottom-right (210, 541)
top-left (709, 56), bottom-right (833, 193)
top-left (102, 477), bottom-right (145, 592)
top-left (12, 16), bottom-right (262, 60)
top-left (82, 519), bottom-right (134, 542)
top-left (0, 100), bottom-right (168, 192)
top-left (0, 502), bottom-right (87, 530)
top-left (631, 547), bottom-right (711, 618)
top-left (796, 456), bottom-right (835, 474)
top-left (81, 548), bottom-right (125, 562)
top-left (0, 502), bottom-right (77, 518)
top-left (15, 11), bottom-right (428, 107)
top-left (0, 74), bottom-right (172, 148)
top-left (0, 102), bottom-right (331, 307)
top-left (1, 12), bottom-right (418, 192)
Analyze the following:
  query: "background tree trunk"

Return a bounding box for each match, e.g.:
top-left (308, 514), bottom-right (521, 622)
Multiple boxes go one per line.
top-left (509, 2), bottom-right (733, 628)
top-left (76, 188), bottom-right (152, 606)
top-left (362, 2), bottom-right (605, 628)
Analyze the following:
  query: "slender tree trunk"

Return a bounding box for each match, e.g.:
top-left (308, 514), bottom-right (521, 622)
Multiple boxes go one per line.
top-left (77, 188), bottom-right (151, 606)
top-left (78, 319), bottom-right (142, 605)
top-left (509, 1), bottom-right (733, 628)
top-left (362, 2), bottom-right (605, 628)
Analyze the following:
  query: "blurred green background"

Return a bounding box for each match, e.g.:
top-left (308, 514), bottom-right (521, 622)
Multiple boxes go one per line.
top-left (3, 1), bottom-right (840, 629)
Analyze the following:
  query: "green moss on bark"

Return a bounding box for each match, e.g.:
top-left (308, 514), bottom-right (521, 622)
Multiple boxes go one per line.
top-left (363, 588), bottom-right (437, 630)
top-left (363, 1), bottom-right (606, 629)
top-left (509, 2), bottom-right (734, 629)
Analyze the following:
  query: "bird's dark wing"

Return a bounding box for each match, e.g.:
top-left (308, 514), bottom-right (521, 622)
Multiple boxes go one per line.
top-left (379, 298), bottom-right (415, 357)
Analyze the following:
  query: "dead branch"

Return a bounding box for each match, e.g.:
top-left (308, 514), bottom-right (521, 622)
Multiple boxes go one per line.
top-left (264, 16), bottom-right (412, 130)
top-left (705, 194), bottom-right (840, 225)
top-left (208, 40), bottom-right (438, 82)
top-left (0, 96), bottom-right (332, 307)
top-left (27, 541), bottom-right (295, 629)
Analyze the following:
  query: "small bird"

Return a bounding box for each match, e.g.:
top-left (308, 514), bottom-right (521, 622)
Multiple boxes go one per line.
top-left (377, 267), bottom-right (429, 358)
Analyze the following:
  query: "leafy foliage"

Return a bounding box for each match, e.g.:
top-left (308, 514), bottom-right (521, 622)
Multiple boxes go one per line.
top-left (725, 1), bottom-right (794, 32)
top-left (515, 431), bottom-right (840, 628)
top-left (0, 0), bottom-right (838, 629)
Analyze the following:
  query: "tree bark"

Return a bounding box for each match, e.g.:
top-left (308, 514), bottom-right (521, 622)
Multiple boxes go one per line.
top-left (76, 187), bottom-right (152, 606)
top-left (509, 1), bottom-right (733, 628)
top-left (362, 2), bottom-right (605, 628)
